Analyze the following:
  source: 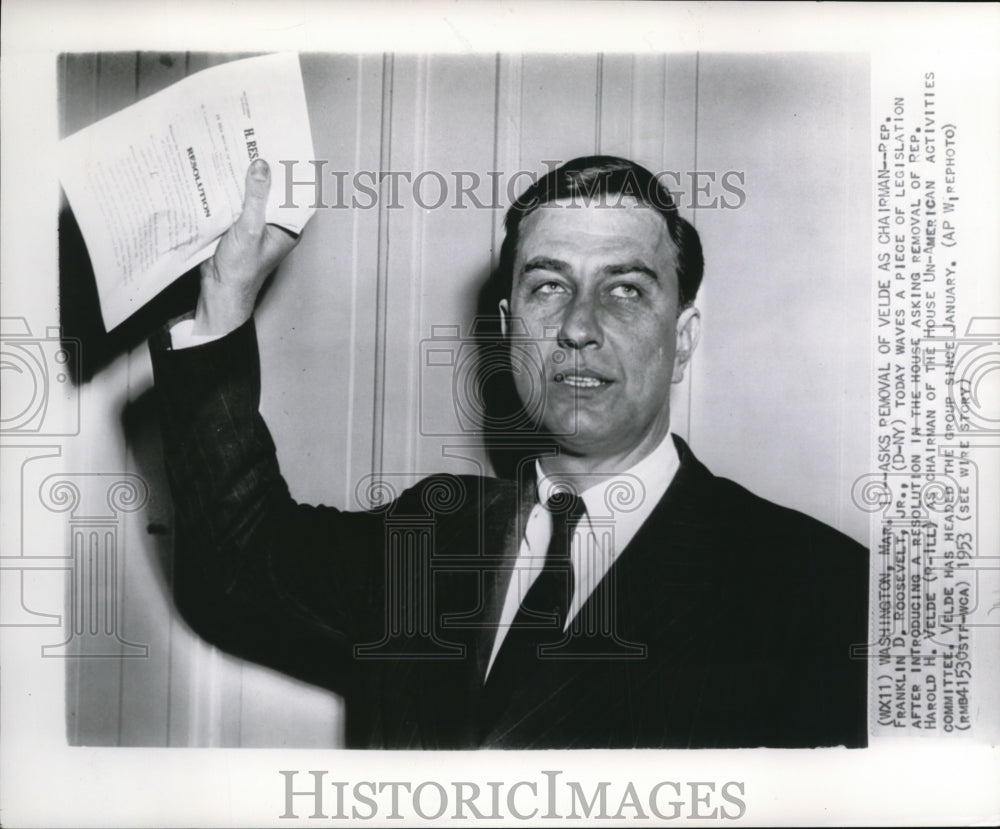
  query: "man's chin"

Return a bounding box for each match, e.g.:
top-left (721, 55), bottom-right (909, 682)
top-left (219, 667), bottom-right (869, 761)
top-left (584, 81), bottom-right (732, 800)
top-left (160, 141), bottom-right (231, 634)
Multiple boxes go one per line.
top-left (537, 413), bottom-right (670, 466)
top-left (547, 429), bottom-right (620, 459)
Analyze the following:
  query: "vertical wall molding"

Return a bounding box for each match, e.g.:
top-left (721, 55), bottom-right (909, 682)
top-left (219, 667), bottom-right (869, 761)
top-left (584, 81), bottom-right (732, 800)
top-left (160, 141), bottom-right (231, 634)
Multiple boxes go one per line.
top-left (343, 55), bottom-right (365, 497)
top-left (371, 53), bottom-right (396, 479)
top-left (406, 56), bottom-right (430, 473)
top-left (491, 54), bottom-right (523, 269)
top-left (686, 52), bottom-right (700, 442)
top-left (596, 54), bottom-right (634, 159)
top-left (595, 53), bottom-right (604, 153)
top-left (692, 52), bottom-right (701, 227)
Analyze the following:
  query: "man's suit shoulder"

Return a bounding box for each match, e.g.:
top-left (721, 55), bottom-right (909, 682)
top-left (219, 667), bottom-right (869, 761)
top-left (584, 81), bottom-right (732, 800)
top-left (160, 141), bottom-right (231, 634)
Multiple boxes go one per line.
top-left (711, 472), bottom-right (865, 554)
top-left (668, 438), bottom-right (868, 599)
top-left (378, 472), bottom-right (507, 515)
top-left (696, 470), bottom-right (869, 654)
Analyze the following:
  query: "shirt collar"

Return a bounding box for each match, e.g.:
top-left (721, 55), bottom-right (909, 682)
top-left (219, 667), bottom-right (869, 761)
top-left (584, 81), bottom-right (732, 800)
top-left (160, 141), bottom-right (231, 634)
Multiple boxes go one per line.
top-left (534, 430), bottom-right (681, 520)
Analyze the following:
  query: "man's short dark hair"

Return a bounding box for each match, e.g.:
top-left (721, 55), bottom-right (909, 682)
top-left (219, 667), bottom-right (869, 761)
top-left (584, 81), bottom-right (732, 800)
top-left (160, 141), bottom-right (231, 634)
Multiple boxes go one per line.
top-left (496, 156), bottom-right (705, 308)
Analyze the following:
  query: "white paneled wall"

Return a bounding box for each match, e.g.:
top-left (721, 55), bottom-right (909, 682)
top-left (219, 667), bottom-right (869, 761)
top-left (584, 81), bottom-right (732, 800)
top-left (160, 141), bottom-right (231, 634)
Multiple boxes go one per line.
top-left (60, 53), bottom-right (869, 746)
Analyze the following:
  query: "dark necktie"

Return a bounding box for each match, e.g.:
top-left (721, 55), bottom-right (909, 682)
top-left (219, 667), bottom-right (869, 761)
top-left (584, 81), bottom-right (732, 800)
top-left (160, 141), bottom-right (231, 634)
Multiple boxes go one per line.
top-left (480, 490), bottom-right (586, 731)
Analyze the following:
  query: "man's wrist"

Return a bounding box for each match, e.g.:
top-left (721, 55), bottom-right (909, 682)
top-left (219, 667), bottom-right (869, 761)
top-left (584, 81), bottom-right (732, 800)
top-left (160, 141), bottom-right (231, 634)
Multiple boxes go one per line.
top-left (193, 283), bottom-right (255, 337)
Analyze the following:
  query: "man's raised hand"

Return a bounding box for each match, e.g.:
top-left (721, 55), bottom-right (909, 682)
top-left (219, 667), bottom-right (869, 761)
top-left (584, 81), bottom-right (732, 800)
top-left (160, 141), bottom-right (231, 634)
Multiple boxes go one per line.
top-left (193, 159), bottom-right (301, 336)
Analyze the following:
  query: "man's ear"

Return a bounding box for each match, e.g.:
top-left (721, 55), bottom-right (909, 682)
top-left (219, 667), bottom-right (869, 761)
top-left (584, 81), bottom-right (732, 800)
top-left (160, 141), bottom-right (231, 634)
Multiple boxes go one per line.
top-left (499, 298), bottom-right (510, 338)
top-left (672, 306), bottom-right (701, 383)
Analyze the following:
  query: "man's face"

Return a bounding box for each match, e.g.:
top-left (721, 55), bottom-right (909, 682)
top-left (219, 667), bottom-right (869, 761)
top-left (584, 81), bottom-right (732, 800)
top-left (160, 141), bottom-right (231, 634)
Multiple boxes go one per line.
top-left (500, 198), bottom-right (700, 467)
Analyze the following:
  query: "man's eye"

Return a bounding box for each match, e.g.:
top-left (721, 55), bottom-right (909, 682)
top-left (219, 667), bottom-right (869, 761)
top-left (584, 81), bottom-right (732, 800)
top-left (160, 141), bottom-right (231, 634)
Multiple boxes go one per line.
top-left (535, 281), bottom-right (567, 295)
top-left (609, 283), bottom-right (641, 299)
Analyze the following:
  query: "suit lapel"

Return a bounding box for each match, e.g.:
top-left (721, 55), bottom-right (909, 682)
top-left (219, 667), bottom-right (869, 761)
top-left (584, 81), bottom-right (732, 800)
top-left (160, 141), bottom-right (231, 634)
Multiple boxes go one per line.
top-left (406, 472), bottom-right (533, 746)
top-left (483, 437), bottom-right (728, 747)
top-left (471, 462), bottom-right (537, 679)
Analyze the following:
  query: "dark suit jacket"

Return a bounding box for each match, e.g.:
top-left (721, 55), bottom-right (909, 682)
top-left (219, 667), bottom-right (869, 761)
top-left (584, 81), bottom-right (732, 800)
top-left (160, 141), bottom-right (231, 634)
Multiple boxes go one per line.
top-left (150, 318), bottom-right (869, 749)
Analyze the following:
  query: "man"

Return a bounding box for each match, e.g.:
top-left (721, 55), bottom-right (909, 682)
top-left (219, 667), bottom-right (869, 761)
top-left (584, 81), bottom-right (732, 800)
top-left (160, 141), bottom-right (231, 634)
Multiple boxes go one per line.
top-left (151, 155), bottom-right (869, 749)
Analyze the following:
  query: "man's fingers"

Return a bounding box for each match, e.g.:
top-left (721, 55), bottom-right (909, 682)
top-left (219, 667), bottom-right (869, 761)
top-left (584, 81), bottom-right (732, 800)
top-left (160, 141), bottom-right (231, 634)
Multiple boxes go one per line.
top-left (235, 159), bottom-right (271, 236)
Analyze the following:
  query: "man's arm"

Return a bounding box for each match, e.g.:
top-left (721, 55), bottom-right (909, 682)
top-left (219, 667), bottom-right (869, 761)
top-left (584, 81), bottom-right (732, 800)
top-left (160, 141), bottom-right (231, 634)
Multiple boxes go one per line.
top-left (150, 162), bottom-right (382, 690)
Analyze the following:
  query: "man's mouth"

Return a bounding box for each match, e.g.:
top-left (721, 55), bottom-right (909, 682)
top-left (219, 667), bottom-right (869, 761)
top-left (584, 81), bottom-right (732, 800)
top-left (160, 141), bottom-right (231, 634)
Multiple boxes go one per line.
top-left (554, 372), bottom-right (612, 389)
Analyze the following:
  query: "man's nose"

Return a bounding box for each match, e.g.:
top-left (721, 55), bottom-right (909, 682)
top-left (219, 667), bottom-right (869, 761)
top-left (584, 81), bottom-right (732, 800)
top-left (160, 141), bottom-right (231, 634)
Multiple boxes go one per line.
top-left (557, 292), bottom-right (603, 350)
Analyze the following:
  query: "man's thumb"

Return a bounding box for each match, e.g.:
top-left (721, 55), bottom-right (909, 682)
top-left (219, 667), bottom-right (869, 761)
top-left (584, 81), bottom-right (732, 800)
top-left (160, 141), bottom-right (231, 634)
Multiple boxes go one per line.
top-left (237, 159), bottom-right (270, 234)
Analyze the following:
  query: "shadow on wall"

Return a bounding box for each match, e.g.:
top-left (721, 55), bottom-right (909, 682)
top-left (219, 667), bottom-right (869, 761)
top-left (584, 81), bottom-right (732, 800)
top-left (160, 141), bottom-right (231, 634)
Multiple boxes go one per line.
top-left (57, 205), bottom-right (204, 385)
top-left (474, 265), bottom-right (561, 480)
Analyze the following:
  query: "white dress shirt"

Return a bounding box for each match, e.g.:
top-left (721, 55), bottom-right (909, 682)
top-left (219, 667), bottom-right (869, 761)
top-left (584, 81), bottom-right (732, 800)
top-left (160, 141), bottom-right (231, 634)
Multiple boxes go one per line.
top-left (484, 431), bottom-right (681, 678)
top-left (169, 316), bottom-right (223, 349)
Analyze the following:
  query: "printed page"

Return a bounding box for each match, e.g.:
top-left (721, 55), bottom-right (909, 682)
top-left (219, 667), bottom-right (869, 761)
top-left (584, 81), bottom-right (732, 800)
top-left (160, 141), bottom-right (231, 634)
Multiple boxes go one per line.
top-left (58, 52), bottom-right (315, 330)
